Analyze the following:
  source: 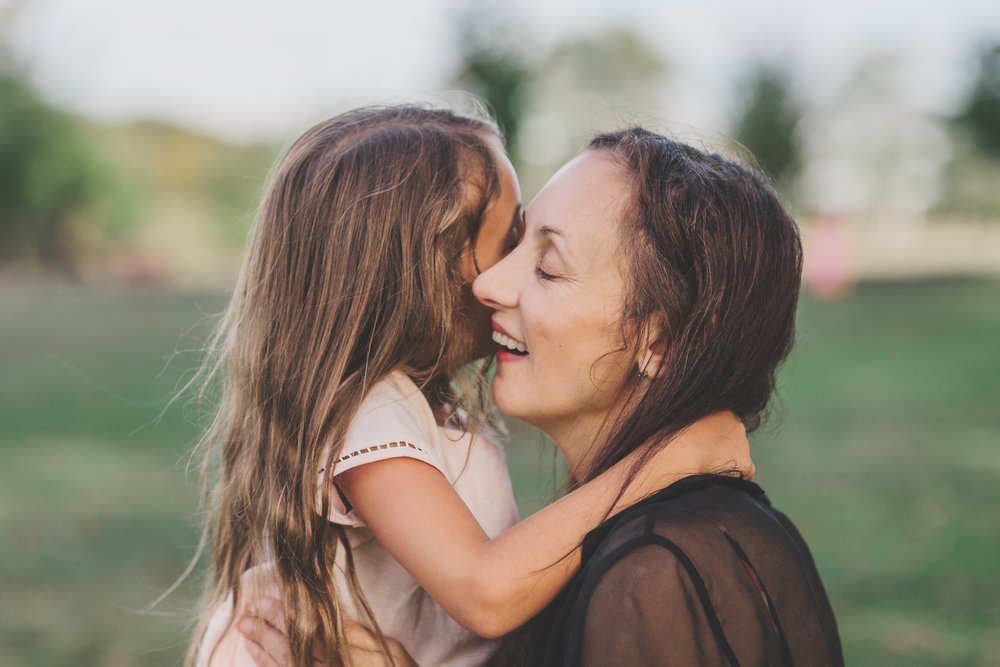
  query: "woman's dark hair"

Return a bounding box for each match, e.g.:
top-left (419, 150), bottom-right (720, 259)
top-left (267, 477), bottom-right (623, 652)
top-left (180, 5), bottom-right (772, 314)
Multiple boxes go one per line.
top-left (582, 127), bottom-right (803, 483)
top-left (496, 128), bottom-right (802, 665)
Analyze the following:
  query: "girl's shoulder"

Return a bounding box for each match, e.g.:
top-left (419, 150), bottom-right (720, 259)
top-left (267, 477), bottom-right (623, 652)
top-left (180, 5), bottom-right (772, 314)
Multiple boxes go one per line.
top-left (357, 370), bottom-right (436, 420)
top-left (318, 371), bottom-right (443, 527)
top-left (335, 370), bottom-right (441, 468)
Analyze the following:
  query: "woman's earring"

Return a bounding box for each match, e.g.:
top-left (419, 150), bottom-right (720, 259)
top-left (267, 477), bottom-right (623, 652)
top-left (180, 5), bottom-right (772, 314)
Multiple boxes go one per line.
top-left (637, 369), bottom-right (649, 380)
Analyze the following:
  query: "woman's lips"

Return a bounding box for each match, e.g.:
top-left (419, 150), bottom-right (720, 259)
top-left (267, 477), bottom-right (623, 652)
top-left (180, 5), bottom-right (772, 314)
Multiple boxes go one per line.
top-left (492, 330), bottom-right (527, 353)
top-left (492, 326), bottom-right (529, 364)
top-left (497, 348), bottom-right (528, 363)
top-left (492, 321), bottom-right (521, 341)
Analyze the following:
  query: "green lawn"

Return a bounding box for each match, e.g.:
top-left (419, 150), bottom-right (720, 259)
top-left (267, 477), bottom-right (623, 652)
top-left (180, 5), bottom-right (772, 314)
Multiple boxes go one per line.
top-left (1, 279), bottom-right (998, 666)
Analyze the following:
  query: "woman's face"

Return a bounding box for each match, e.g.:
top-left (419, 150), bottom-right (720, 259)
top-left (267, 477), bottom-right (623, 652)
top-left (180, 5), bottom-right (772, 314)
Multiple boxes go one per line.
top-left (472, 151), bottom-right (636, 443)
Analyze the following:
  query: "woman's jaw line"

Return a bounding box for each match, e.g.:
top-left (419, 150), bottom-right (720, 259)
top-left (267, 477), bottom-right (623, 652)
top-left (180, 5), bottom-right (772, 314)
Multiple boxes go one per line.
top-left (487, 323), bottom-right (629, 474)
top-left (491, 381), bottom-right (613, 478)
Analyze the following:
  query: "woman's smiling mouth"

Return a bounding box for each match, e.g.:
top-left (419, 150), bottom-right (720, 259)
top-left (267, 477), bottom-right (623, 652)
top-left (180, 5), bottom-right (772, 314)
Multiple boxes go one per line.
top-left (492, 328), bottom-right (529, 360)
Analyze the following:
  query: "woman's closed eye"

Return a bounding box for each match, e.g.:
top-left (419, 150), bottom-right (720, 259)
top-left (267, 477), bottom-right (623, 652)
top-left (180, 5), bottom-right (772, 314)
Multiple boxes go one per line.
top-left (535, 263), bottom-right (559, 282)
top-left (534, 242), bottom-right (568, 283)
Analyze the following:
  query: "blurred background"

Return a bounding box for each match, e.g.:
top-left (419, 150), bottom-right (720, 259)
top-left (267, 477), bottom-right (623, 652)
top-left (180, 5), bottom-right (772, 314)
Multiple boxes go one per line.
top-left (1, 0), bottom-right (998, 665)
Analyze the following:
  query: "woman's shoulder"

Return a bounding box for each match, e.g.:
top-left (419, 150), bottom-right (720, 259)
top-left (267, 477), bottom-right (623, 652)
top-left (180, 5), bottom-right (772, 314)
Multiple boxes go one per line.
top-left (580, 474), bottom-right (770, 560)
top-left (578, 474), bottom-right (814, 599)
top-left (556, 474), bottom-right (843, 667)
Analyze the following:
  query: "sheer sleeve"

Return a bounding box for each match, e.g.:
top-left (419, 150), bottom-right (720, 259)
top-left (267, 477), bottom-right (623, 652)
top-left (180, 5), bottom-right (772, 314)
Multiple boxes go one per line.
top-left (580, 540), bottom-right (769, 667)
top-left (551, 476), bottom-right (843, 667)
top-left (578, 543), bottom-right (737, 667)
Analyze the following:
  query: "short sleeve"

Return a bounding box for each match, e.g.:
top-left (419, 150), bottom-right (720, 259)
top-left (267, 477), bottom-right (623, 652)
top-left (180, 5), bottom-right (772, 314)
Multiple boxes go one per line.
top-left (316, 373), bottom-right (446, 526)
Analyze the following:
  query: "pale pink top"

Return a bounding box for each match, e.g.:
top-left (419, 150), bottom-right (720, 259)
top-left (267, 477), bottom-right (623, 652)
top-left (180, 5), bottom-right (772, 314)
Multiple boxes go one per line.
top-left (197, 372), bottom-right (520, 667)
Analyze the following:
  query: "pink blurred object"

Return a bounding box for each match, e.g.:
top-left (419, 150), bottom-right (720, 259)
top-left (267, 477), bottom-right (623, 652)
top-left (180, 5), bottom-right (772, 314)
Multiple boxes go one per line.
top-left (804, 213), bottom-right (854, 299)
top-left (104, 251), bottom-right (169, 286)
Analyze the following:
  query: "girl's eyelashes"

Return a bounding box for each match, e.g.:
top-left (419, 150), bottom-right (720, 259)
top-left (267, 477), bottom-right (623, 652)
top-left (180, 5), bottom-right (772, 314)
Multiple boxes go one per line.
top-left (507, 208), bottom-right (526, 250)
top-left (505, 226), bottom-right (522, 252)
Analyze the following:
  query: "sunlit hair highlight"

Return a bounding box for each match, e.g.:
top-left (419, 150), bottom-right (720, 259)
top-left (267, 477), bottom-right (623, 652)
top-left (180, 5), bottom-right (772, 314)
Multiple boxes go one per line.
top-left (185, 105), bottom-right (502, 667)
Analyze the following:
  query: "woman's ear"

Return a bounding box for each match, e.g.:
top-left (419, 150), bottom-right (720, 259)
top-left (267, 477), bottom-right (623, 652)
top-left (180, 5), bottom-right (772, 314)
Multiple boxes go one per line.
top-left (637, 347), bottom-right (665, 379)
top-left (635, 317), bottom-right (667, 379)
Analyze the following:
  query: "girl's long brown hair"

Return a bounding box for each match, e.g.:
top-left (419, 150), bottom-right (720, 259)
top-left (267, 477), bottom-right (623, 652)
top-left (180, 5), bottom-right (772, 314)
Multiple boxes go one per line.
top-left (495, 128), bottom-right (803, 665)
top-left (187, 105), bottom-right (501, 666)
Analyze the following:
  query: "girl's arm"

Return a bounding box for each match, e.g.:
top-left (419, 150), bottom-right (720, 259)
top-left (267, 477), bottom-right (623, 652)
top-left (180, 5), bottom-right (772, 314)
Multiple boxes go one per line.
top-left (338, 411), bottom-right (750, 638)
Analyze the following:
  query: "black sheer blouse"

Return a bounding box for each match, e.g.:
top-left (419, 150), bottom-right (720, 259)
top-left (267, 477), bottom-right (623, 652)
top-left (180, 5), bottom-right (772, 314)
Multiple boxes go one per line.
top-left (518, 474), bottom-right (843, 667)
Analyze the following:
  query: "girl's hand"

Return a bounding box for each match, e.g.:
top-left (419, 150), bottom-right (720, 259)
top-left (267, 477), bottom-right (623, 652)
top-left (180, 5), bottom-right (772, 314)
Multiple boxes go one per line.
top-left (236, 598), bottom-right (418, 667)
top-left (339, 622), bottom-right (420, 667)
top-left (644, 411), bottom-right (754, 485)
top-left (694, 411), bottom-right (754, 480)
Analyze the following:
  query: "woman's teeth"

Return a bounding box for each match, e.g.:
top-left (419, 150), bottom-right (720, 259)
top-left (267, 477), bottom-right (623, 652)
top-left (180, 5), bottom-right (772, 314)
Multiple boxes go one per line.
top-left (492, 330), bottom-right (528, 354)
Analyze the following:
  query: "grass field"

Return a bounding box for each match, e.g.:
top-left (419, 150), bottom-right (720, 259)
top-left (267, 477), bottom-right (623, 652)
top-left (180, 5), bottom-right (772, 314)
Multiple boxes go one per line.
top-left (1, 279), bottom-right (998, 666)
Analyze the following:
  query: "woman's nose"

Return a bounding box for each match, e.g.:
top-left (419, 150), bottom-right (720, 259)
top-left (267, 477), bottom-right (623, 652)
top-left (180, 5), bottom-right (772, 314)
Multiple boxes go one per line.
top-left (472, 251), bottom-right (518, 310)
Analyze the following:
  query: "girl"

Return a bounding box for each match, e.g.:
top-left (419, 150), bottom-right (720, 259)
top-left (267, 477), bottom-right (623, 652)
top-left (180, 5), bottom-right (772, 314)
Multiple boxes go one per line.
top-left (192, 105), bottom-right (751, 667)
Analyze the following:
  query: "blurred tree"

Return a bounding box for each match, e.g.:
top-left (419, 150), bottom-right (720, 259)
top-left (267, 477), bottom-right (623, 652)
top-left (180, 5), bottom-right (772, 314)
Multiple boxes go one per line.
top-left (932, 142), bottom-right (1000, 218)
top-left (541, 28), bottom-right (665, 96)
top-left (799, 54), bottom-right (948, 225)
top-left (732, 62), bottom-right (803, 190)
top-left (515, 28), bottom-right (667, 194)
top-left (451, 11), bottom-right (530, 162)
top-left (928, 43), bottom-right (1000, 219)
top-left (0, 66), bottom-right (133, 270)
top-left (956, 42), bottom-right (1000, 158)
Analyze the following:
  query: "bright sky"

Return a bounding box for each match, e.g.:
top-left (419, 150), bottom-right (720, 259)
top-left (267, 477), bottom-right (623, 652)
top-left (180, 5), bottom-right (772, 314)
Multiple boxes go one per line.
top-left (4, 0), bottom-right (1000, 143)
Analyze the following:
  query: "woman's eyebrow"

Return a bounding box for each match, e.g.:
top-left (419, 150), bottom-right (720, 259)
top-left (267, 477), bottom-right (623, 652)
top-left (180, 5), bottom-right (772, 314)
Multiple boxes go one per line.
top-left (538, 224), bottom-right (563, 239)
top-left (536, 221), bottom-right (574, 264)
top-left (523, 210), bottom-right (567, 248)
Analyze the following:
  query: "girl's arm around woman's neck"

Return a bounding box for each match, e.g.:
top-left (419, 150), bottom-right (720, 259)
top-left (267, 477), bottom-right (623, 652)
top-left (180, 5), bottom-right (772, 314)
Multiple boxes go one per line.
top-left (336, 411), bottom-right (751, 638)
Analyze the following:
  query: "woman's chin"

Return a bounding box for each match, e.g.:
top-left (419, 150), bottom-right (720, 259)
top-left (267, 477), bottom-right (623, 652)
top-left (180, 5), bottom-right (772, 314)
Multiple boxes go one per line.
top-left (490, 380), bottom-right (529, 422)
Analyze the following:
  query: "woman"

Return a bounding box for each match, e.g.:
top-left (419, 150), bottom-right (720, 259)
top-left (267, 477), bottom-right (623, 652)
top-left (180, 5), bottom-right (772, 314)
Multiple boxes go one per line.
top-left (239, 128), bottom-right (843, 666)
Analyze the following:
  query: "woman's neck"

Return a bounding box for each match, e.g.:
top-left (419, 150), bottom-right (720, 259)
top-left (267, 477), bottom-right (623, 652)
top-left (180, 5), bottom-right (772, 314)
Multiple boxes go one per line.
top-left (544, 413), bottom-right (611, 480)
top-left (543, 391), bottom-right (640, 479)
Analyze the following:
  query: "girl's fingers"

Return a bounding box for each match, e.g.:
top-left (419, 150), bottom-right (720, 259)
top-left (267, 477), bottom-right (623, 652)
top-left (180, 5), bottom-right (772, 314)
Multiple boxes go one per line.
top-left (238, 601), bottom-right (410, 667)
top-left (252, 597), bottom-right (287, 630)
top-left (238, 616), bottom-right (292, 666)
top-left (244, 634), bottom-right (279, 667)
top-left (344, 623), bottom-right (418, 667)
top-left (344, 621), bottom-right (383, 651)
